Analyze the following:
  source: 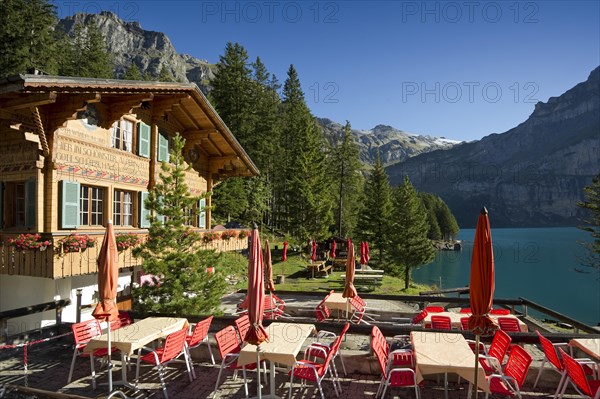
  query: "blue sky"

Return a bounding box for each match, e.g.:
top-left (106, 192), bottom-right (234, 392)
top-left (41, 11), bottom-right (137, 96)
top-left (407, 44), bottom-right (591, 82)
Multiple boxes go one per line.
top-left (55, 1), bottom-right (599, 142)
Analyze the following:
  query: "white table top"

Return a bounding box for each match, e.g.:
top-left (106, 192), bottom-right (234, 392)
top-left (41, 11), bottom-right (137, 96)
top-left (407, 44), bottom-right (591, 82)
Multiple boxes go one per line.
top-left (84, 317), bottom-right (189, 356)
top-left (569, 338), bottom-right (600, 361)
top-left (238, 322), bottom-right (316, 367)
top-left (411, 331), bottom-right (490, 393)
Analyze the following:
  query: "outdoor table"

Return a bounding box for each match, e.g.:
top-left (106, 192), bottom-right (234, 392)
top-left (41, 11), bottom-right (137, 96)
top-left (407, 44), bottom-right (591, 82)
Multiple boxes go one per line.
top-left (238, 322), bottom-right (316, 398)
top-left (411, 331), bottom-right (490, 398)
top-left (569, 338), bottom-right (600, 361)
top-left (423, 311), bottom-right (528, 332)
top-left (84, 317), bottom-right (188, 388)
top-left (306, 260), bottom-right (326, 279)
top-left (324, 292), bottom-right (355, 319)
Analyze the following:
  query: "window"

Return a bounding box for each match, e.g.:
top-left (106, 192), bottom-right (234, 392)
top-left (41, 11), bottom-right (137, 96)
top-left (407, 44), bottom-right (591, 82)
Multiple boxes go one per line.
top-left (114, 190), bottom-right (133, 226)
top-left (111, 120), bottom-right (133, 152)
top-left (3, 180), bottom-right (36, 228)
top-left (80, 185), bottom-right (104, 226)
top-left (14, 183), bottom-right (25, 227)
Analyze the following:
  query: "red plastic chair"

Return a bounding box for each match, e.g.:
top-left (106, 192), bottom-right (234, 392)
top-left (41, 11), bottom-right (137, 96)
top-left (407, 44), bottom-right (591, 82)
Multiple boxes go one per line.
top-left (430, 315), bottom-right (452, 330)
top-left (558, 348), bottom-right (600, 399)
top-left (460, 317), bottom-right (470, 331)
top-left (485, 345), bottom-right (532, 399)
top-left (315, 290), bottom-right (333, 322)
top-left (460, 307), bottom-right (472, 314)
top-left (289, 331), bottom-right (342, 398)
top-left (305, 322), bottom-right (350, 385)
top-left (424, 306), bottom-right (445, 313)
top-left (371, 326), bottom-right (420, 399)
top-left (349, 296), bottom-right (378, 325)
top-left (134, 328), bottom-right (193, 399)
top-left (490, 308), bottom-right (511, 315)
top-left (68, 319), bottom-right (115, 384)
top-left (498, 317), bottom-right (522, 332)
top-left (213, 325), bottom-right (261, 398)
top-left (234, 314), bottom-right (251, 342)
top-left (412, 309), bottom-right (428, 325)
top-left (185, 316), bottom-right (215, 373)
top-left (479, 329), bottom-right (512, 374)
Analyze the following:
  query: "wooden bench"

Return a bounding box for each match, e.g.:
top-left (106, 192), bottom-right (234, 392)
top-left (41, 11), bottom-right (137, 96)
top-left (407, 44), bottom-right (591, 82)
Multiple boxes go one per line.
top-left (347, 274), bottom-right (383, 285)
top-left (355, 269), bottom-right (384, 275)
top-left (306, 261), bottom-right (332, 278)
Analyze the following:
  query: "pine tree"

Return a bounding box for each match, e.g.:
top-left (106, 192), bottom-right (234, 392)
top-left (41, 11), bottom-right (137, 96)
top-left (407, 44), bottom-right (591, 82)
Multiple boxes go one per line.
top-left (250, 58), bottom-right (281, 229)
top-left (358, 152), bottom-right (393, 266)
top-left (210, 42), bottom-right (253, 146)
top-left (132, 134), bottom-right (226, 314)
top-left (59, 21), bottom-right (112, 78)
top-left (158, 66), bottom-right (175, 82)
top-left (122, 62), bottom-right (142, 80)
top-left (389, 176), bottom-right (434, 290)
top-left (420, 193), bottom-right (443, 240)
top-left (278, 65), bottom-right (332, 240)
top-left (577, 173), bottom-right (600, 273)
top-left (209, 43), bottom-right (259, 226)
top-left (329, 121), bottom-right (364, 237)
top-left (212, 178), bottom-right (248, 223)
top-left (436, 200), bottom-right (459, 240)
top-left (0, 0), bottom-right (59, 75)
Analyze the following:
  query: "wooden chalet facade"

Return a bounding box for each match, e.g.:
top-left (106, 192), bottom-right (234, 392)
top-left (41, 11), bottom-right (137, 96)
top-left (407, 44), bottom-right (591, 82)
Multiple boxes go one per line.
top-left (0, 75), bottom-right (258, 333)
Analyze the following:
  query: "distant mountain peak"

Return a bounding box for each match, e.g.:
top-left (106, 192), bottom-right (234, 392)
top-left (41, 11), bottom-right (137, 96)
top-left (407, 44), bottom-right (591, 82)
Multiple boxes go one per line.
top-left (317, 117), bottom-right (459, 165)
top-left (57, 12), bottom-right (216, 89)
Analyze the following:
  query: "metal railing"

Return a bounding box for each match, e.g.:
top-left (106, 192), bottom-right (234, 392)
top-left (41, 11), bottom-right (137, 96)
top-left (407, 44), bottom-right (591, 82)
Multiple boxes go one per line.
top-left (0, 299), bottom-right (71, 341)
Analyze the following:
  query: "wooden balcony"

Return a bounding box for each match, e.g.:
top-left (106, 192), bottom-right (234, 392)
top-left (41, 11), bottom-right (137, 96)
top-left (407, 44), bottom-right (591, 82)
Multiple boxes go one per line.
top-left (0, 230), bottom-right (249, 279)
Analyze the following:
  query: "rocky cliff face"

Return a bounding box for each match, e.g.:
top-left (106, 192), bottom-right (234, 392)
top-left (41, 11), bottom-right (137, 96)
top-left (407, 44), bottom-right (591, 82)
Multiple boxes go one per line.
top-left (387, 67), bottom-right (600, 227)
top-left (57, 12), bottom-right (216, 90)
top-left (318, 118), bottom-right (460, 165)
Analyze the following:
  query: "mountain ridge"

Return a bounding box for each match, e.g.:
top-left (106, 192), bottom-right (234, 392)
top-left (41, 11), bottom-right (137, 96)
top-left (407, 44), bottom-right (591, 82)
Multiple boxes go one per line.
top-left (386, 67), bottom-right (600, 228)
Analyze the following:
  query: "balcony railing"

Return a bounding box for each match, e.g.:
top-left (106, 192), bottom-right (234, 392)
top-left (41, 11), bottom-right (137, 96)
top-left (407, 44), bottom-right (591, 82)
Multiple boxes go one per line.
top-left (0, 229), bottom-right (249, 279)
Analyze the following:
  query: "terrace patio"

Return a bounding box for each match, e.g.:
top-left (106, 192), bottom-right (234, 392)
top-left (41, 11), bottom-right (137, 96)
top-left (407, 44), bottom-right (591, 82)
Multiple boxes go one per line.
top-left (1, 292), bottom-right (598, 399)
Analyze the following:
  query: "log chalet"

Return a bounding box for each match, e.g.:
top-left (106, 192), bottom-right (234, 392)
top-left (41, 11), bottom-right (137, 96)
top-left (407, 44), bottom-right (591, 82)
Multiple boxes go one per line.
top-left (0, 74), bottom-right (258, 334)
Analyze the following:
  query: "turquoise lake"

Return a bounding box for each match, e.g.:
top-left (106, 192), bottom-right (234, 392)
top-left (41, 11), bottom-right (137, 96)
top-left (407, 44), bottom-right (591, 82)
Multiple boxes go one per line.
top-left (412, 227), bottom-right (600, 326)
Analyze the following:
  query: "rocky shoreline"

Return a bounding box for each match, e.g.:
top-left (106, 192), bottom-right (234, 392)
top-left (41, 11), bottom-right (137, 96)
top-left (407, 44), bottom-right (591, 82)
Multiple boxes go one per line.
top-left (432, 239), bottom-right (462, 251)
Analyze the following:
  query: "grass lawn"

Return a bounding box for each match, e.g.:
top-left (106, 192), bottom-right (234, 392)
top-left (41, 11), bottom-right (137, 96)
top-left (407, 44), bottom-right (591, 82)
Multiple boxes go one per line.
top-left (222, 247), bottom-right (433, 296)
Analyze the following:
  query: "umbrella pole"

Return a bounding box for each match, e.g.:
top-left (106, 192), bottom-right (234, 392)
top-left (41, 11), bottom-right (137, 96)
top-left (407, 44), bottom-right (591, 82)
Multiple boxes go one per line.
top-left (471, 333), bottom-right (480, 399)
top-left (346, 299), bottom-right (349, 320)
top-left (107, 320), bottom-right (113, 393)
top-left (256, 344), bottom-right (262, 399)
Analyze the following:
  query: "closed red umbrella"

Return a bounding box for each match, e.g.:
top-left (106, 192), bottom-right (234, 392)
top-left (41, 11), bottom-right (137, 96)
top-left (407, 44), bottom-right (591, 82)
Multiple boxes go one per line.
top-left (282, 241), bottom-right (288, 262)
top-left (264, 240), bottom-right (275, 293)
top-left (92, 220), bottom-right (119, 392)
top-left (245, 225), bottom-right (269, 346)
top-left (359, 241), bottom-right (367, 265)
top-left (281, 241), bottom-right (288, 276)
top-left (311, 239), bottom-right (317, 262)
top-left (245, 225), bottom-right (269, 399)
top-left (330, 240), bottom-right (336, 259)
top-left (468, 208), bottom-right (498, 398)
top-left (342, 239), bottom-right (357, 318)
top-left (365, 241), bottom-right (370, 264)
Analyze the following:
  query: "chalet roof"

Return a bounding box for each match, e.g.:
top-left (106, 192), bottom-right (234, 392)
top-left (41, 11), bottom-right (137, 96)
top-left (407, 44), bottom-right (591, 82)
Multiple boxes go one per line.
top-left (0, 74), bottom-right (259, 179)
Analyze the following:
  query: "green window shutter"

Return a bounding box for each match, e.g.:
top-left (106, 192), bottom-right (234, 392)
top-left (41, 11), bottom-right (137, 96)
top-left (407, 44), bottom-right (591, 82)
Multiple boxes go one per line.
top-left (61, 180), bottom-right (80, 229)
top-left (137, 122), bottom-right (151, 158)
top-left (25, 178), bottom-right (36, 228)
top-left (0, 182), bottom-right (3, 228)
top-left (157, 131), bottom-right (169, 162)
top-left (139, 192), bottom-right (150, 228)
top-left (197, 198), bottom-right (206, 228)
